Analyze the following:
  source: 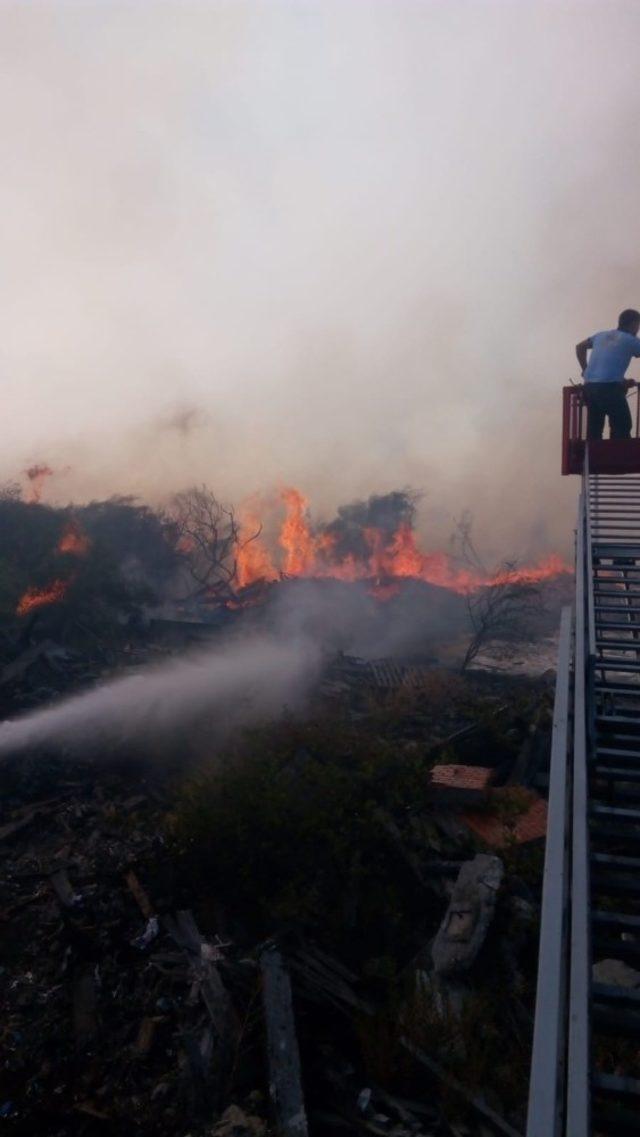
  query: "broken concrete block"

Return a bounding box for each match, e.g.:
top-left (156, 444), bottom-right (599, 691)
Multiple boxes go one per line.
top-left (592, 958), bottom-right (640, 989)
top-left (431, 854), bottom-right (504, 977)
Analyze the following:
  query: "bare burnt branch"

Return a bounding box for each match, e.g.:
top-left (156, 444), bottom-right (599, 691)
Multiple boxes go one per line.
top-left (453, 517), bottom-right (542, 672)
top-left (166, 485), bottom-right (241, 602)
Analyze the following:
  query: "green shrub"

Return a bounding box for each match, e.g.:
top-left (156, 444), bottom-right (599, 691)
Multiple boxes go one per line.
top-left (169, 713), bottom-right (439, 953)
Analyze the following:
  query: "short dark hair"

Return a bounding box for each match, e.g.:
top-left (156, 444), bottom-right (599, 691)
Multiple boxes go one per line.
top-left (618, 308), bottom-right (640, 331)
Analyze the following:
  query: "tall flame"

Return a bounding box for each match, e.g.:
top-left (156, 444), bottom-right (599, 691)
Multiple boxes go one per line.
top-left (236, 500), bottom-right (277, 589)
top-left (16, 579), bottom-right (70, 617)
top-left (279, 488), bottom-right (316, 576)
top-left (231, 486), bottom-right (572, 595)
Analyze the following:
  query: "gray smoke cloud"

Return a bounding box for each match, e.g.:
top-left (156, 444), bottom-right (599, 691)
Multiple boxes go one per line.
top-left (0, 1), bottom-right (638, 560)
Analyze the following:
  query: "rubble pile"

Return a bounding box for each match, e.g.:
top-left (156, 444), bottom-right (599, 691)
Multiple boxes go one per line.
top-left (0, 660), bottom-right (552, 1137)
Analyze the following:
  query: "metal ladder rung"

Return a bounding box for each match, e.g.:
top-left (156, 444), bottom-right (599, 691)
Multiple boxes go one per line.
top-left (595, 623), bottom-right (640, 632)
top-left (594, 766), bottom-right (640, 782)
top-left (595, 593), bottom-right (640, 600)
top-left (594, 604), bottom-right (640, 612)
top-left (592, 1072), bottom-right (640, 1101)
top-left (592, 852), bottom-right (640, 869)
top-left (590, 803), bottom-right (640, 821)
top-left (592, 909), bottom-right (640, 931)
top-left (595, 650), bottom-right (640, 659)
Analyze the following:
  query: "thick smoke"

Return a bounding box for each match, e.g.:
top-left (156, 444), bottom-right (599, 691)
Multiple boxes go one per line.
top-left (1, 3), bottom-right (639, 558)
top-left (263, 576), bottom-right (467, 660)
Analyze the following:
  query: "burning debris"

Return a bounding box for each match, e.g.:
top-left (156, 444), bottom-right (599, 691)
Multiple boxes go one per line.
top-left (0, 480), bottom-right (572, 676)
top-left (234, 487), bottom-right (571, 596)
top-left (16, 579), bottom-right (71, 618)
top-left (57, 519), bottom-right (91, 557)
top-left (13, 520), bottom-right (90, 619)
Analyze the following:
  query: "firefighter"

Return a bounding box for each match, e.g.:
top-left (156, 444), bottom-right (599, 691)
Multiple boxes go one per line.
top-left (576, 309), bottom-right (640, 440)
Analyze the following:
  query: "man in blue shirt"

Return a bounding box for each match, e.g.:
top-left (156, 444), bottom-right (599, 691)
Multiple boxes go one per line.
top-left (576, 309), bottom-right (640, 440)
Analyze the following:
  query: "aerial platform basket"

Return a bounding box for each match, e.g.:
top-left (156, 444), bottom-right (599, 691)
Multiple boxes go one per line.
top-left (562, 384), bottom-right (640, 474)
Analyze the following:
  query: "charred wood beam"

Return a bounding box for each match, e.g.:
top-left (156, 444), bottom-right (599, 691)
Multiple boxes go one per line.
top-left (164, 910), bottom-right (237, 1108)
top-left (164, 911), bottom-right (235, 1036)
top-left (259, 941), bottom-right (309, 1137)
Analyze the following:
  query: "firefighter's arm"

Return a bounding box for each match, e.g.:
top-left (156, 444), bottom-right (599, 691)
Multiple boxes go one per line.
top-left (576, 337), bottom-right (592, 375)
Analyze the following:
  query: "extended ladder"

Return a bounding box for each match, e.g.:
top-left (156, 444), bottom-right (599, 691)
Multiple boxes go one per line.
top-left (527, 466), bottom-right (640, 1136)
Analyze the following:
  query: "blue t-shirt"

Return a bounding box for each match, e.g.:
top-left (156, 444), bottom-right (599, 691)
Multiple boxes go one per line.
top-left (584, 329), bottom-right (640, 382)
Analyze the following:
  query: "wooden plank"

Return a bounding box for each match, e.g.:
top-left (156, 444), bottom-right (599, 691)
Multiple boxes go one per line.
top-left (260, 942), bottom-right (308, 1137)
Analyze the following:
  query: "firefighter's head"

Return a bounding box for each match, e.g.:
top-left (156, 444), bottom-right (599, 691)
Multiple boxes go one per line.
top-left (618, 309), bottom-right (640, 336)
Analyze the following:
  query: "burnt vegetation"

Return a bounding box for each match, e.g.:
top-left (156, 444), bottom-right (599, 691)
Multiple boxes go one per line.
top-left (451, 514), bottom-right (544, 672)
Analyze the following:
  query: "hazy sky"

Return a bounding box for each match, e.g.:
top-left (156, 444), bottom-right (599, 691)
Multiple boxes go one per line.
top-left (1, 0), bottom-right (639, 560)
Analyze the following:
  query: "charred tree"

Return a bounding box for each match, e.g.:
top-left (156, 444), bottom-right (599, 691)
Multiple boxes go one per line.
top-left (452, 514), bottom-right (541, 672)
top-left (166, 485), bottom-right (267, 603)
top-left (166, 486), bottom-right (242, 604)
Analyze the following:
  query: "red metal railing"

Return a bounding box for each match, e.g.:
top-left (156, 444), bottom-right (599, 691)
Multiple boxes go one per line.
top-left (561, 384), bottom-right (640, 475)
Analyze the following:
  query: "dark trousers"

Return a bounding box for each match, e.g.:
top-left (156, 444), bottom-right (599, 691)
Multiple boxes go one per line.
top-left (586, 383), bottom-right (632, 440)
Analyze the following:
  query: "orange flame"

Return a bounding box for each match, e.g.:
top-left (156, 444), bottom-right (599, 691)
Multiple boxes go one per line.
top-left (16, 579), bottom-right (70, 617)
top-left (236, 500), bottom-right (277, 588)
top-left (279, 488), bottom-right (317, 576)
top-left (57, 520), bottom-right (91, 557)
top-left (232, 487), bottom-right (572, 596)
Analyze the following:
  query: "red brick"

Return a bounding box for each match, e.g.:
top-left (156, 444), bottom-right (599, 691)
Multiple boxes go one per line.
top-left (430, 765), bottom-right (495, 791)
top-left (429, 764), bottom-right (495, 806)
